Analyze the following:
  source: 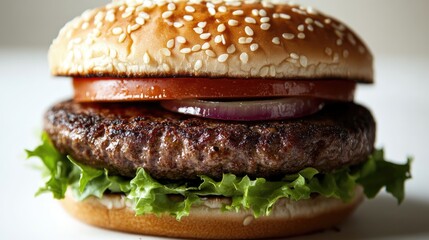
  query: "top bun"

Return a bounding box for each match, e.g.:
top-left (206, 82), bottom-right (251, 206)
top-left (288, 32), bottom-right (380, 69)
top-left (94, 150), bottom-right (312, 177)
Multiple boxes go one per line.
top-left (48, 0), bottom-right (373, 82)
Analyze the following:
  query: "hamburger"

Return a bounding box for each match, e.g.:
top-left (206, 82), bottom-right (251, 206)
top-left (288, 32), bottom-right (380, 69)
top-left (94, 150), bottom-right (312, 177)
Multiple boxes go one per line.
top-left (27, 0), bottom-right (411, 239)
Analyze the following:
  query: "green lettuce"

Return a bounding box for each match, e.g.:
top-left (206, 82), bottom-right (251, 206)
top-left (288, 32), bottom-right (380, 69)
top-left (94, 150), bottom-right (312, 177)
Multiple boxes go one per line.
top-left (27, 133), bottom-right (412, 220)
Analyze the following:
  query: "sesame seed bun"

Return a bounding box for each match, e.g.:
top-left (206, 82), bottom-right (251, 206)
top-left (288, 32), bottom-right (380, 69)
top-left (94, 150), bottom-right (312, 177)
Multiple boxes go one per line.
top-left (48, 0), bottom-right (373, 82)
top-left (61, 187), bottom-right (363, 239)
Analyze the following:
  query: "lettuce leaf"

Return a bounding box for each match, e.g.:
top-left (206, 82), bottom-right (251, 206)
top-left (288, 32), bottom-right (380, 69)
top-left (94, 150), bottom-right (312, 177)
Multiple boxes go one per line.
top-left (25, 133), bottom-right (74, 199)
top-left (27, 133), bottom-right (412, 220)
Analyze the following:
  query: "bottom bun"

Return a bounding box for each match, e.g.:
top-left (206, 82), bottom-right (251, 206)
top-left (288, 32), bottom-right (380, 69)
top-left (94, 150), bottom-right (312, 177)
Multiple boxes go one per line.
top-left (61, 188), bottom-right (363, 239)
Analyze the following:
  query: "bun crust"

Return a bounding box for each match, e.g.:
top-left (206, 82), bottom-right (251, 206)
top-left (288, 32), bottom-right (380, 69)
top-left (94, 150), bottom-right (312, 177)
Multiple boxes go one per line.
top-left (61, 188), bottom-right (363, 239)
top-left (49, 0), bottom-right (373, 82)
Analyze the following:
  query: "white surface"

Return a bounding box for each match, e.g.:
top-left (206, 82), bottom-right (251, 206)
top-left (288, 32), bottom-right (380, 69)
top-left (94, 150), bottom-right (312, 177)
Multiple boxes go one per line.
top-left (0, 48), bottom-right (428, 239)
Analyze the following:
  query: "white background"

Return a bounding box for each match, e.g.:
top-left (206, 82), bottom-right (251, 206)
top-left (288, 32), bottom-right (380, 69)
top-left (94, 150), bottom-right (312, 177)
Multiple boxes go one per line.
top-left (1, 0), bottom-right (429, 239)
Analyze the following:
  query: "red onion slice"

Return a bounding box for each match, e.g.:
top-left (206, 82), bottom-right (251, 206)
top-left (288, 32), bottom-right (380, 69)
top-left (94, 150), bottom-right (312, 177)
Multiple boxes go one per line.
top-left (161, 98), bottom-right (325, 121)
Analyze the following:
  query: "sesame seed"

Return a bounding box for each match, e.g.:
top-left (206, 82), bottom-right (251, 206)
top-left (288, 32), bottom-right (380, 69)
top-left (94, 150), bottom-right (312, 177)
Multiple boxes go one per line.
top-left (117, 62), bottom-right (126, 72)
top-left (282, 33), bottom-right (295, 40)
top-left (307, 25), bottom-right (314, 32)
top-left (260, 17), bottom-right (270, 23)
top-left (198, 22), bottom-right (207, 28)
top-left (162, 11), bottom-right (173, 19)
top-left (272, 37), bottom-right (280, 45)
top-left (251, 9), bottom-right (259, 16)
top-left (117, 33), bottom-right (127, 43)
top-left (306, 6), bottom-right (318, 15)
top-left (325, 18), bottom-right (332, 24)
top-left (167, 2), bottom-right (176, 11)
top-left (228, 19), bottom-right (239, 26)
top-left (183, 15), bottom-right (193, 21)
top-left (218, 54), bottom-right (229, 63)
top-left (233, 10), bottom-right (244, 16)
top-left (280, 13), bottom-right (291, 19)
top-left (208, 7), bottom-right (216, 16)
top-left (359, 46), bottom-right (366, 54)
top-left (95, 22), bottom-right (103, 29)
top-left (129, 24), bottom-right (140, 32)
top-left (228, 1), bottom-right (242, 7)
top-left (259, 9), bottom-right (267, 17)
top-left (106, 13), bottom-right (115, 22)
top-left (347, 33), bottom-right (357, 46)
top-left (305, 18), bottom-right (314, 24)
top-left (93, 29), bottom-right (101, 37)
top-left (217, 24), bottom-right (226, 32)
top-left (336, 39), bottom-right (343, 46)
top-left (176, 36), bottom-right (186, 44)
top-left (298, 24), bottom-right (305, 31)
top-left (194, 60), bottom-right (202, 71)
top-left (206, 2), bottom-right (215, 8)
top-left (205, 49), bottom-right (216, 57)
top-left (81, 22), bottom-right (89, 30)
top-left (173, 22), bottom-right (183, 28)
top-left (162, 63), bottom-right (170, 71)
top-left (333, 53), bottom-right (339, 62)
top-left (335, 30), bottom-right (344, 38)
top-left (185, 5), bottom-right (195, 13)
top-left (214, 35), bottom-right (222, 44)
top-left (112, 27), bottom-right (123, 35)
top-left (180, 48), bottom-right (191, 54)
top-left (240, 52), bottom-right (249, 64)
top-left (227, 44), bottom-right (236, 54)
top-left (238, 37), bottom-right (253, 44)
top-left (218, 6), bottom-right (227, 13)
top-left (292, 7), bottom-right (307, 15)
top-left (136, 17), bottom-right (145, 25)
top-left (193, 27), bottom-right (204, 34)
top-left (122, 11), bottom-right (133, 19)
top-left (300, 56), bottom-right (308, 67)
top-left (245, 17), bottom-right (256, 24)
top-left (272, 13), bottom-right (279, 18)
top-left (94, 12), bottom-right (104, 22)
top-left (167, 39), bottom-right (175, 49)
top-left (160, 48), bottom-right (171, 56)
top-left (243, 215), bottom-right (254, 226)
top-left (245, 26), bottom-right (254, 36)
top-left (125, 6), bottom-right (134, 13)
top-left (200, 33), bottom-right (211, 40)
top-left (260, 23), bottom-right (270, 30)
top-left (143, 52), bottom-right (150, 64)
top-left (250, 43), bottom-right (259, 52)
top-left (325, 47), bottom-right (333, 56)
top-left (297, 33), bottom-right (306, 39)
top-left (192, 44), bottom-right (201, 51)
top-left (314, 20), bottom-right (324, 28)
top-left (202, 42), bottom-right (210, 50)
top-left (290, 53), bottom-right (299, 59)
top-left (343, 50), bottom-right (350, 58)
top-left (139, 12), bottom-right (150, 20)
top-left (335, 23), bottom-right (346, 31)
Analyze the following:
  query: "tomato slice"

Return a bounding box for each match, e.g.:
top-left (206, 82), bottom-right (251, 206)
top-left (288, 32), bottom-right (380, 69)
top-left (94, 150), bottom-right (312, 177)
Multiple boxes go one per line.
top-left (73, 78), bottom-right (356, 102)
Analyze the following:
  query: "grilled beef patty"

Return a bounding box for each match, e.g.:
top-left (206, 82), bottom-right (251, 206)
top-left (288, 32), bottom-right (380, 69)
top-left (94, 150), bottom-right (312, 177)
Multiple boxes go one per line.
top-left (44, 100), bottom-right (375, 180)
